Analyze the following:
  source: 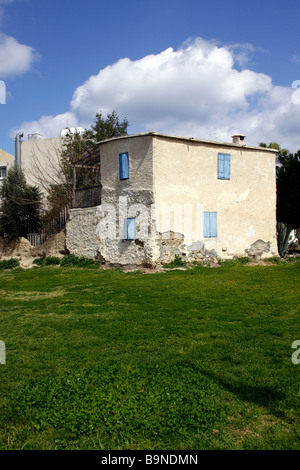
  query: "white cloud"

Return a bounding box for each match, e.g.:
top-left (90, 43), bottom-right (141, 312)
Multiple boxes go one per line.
top-left (0, 33), bottom-right (40, 78)
top-left (11, 37), bottom-right (300, 152)
top-left (70, 38), bottom-right (272, 125)
top-left (9, 112), bottom-right (79, 140)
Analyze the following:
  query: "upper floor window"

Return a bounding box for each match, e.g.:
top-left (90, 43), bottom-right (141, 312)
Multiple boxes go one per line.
top-left (218, 153), bottom-right (231, 180)
top-left (0, 166), bottom-right (6, 179)
top-left (119, 152), bottom-right (129, 180)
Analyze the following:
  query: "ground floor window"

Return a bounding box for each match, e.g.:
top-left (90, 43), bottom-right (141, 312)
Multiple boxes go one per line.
top-left (204, 212), bottom-right (217, 238)
top-left (124, 217), bottom-right (136, 240)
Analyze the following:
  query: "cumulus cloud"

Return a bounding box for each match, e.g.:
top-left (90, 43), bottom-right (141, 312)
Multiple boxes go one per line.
top-left (11, 37), bottom-right (300, 151)
top-left (0, 33), bottom-right (40, 78)
top-left (70, 38), bottom-right (272, 125)
top-left (9, 112), bottom-right (79, 140)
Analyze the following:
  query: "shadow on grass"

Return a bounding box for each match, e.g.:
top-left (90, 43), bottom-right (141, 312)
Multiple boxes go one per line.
top-left (199, 369), bottom-right (286, 418)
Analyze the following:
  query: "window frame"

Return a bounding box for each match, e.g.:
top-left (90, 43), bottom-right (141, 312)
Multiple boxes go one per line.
top-left (203, 211), bottom-right (217, 238)
top-left (0, 166), bottom-right (6, 179)
top-left (217, 153), bottom-right (231, 180)
top-left (124, 217), bottom-right (136, 240)
top-left (119, 152), bottom-right (129, 180)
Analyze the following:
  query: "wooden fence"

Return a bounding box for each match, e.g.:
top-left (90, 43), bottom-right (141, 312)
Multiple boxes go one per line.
top-left (27, 185), bottom-right (102, 246)
top-left (28, 204), bottom-right (70, 247)
top-left (73, 184), bottom-right (102, 209)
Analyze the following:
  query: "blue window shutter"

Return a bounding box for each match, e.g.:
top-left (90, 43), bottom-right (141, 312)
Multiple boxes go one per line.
top-left (126, 218), bottom-right (136, 240)
top-left (204, 212), bottom-right (217, 238)
top-left (218, 153), bottom-right (230, 180)
top-left (119, 152), bottom-right (129, 180)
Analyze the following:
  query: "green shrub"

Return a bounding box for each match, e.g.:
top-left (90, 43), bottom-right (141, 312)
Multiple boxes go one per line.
top-left (163, 255), bottom-right (187, 268)
top-left (264, 256), bottom-right (284, 264)
top-left (44, 256), bottom-right (60, 266)
top-left (60, 254), bottom-right (97, 268)
top-left (33, 256), bottom-right (61, 266)
top-left (0, 258), bottom-right (20, 270)
top-left (32, 257), bottom-right (45, 266)
top-left (219, 257), bottom-right (250, 267)
top-left (237, 257), bottom-right (250, 265)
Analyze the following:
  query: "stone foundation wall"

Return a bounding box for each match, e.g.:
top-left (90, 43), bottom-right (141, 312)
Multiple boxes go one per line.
top-left (66, 207), bottom-right (99, 260)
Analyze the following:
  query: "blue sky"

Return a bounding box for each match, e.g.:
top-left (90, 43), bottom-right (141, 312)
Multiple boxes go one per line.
top-left (1, 0), bottom-right (300, 156)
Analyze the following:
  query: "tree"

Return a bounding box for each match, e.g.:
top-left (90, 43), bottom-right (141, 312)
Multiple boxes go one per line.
top-left (47, 110), bottom-right (129, 214)
top-left (0, 166), bottom-right (42, 240)
top-left (276, 151), bottom-right (300, 256)
top-left (276, 152), bottom-right (300, 227)
top-left (260, 142), bottom-right (300, 256)
top-left (87, 110), bottom-right (129, 144)
top-left (259, 141), bottom-right (289, 163)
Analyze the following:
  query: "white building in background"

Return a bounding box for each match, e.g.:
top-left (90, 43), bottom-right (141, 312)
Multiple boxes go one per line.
top-left (20, 133), bottom-right (64, 199)
top-left (0, 148), bottom-right (15, 182)
top-left (20, 129), bottom-right (86, 201)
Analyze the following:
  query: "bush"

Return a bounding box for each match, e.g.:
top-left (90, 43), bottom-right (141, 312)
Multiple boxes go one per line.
top-left (33, 257), bottom-right (61, 266)
top-left (44, 256), bottom-right (60, 266)
top-left (60, 254), bottom-right (98, 268)
top-left (0, 258), bottom-right (20, 270)
top-left (264, 256), bottom-right (284, 264)
top-left (32, 257), bottom-right (45, 266)
top-left (0, 166), bottom-right (42, 240)
top-left (219, 257), bottom-right (250, 267)
top-left (163, 255), bottom-right (187, 268)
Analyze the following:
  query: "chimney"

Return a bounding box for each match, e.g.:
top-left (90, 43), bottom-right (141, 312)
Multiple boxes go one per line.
top-left (232, 134), bottom-right (246, 145)
top-left (14, 132), bottom-right (23, 167)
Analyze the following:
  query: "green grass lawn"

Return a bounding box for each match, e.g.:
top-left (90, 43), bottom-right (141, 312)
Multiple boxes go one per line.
top-left (0, 262), bottom-right (299, 450)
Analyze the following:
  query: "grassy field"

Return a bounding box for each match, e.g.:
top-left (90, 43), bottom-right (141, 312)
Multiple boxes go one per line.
top-left (0, 261), bottom-right (299, 450)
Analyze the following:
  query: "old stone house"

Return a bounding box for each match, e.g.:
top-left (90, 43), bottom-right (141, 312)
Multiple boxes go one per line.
top-left (66, 132), bottom-right (279, 266)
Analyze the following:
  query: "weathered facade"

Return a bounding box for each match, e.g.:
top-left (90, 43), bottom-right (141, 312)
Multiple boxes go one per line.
top-left (0, 149), bottom-right (14, 182)
top-left (21, 136), bottom-right (63, 200)
top-left (66, 132), bottom-right (279, 265)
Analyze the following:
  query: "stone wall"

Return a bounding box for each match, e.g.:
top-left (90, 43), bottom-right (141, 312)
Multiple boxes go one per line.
top-left (66, 207), bottom-right (99, 260)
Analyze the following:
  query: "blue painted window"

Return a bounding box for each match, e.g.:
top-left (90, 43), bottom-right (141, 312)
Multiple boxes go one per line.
top-left (204, 212), bottom-right (217, 238)
top-left (124, 218), bottom-right (136, 240)
top-left (119, 152), bottom-right (129, 180)
top-left (218, 153), bottom-right (231, 180)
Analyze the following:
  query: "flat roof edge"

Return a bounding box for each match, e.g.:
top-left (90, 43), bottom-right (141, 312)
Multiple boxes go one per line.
top-left (97, 132), bottom-right (278, 152)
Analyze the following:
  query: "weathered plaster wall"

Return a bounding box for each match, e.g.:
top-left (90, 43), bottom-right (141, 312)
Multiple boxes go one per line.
top-left (66, 134), bottom-right (278, 266)
top-left (0, 149), bottom-right (15, 202)
top-left (97, 135), bottom-right (156, 265)
top-left (0, 149), bottom-right (14, 168)
top-left (152, 135), bottom-right (278, 261)
top-left (66, 207), bottom-right (99, 259)
top-left (21, 137), bottom-right (63, 203)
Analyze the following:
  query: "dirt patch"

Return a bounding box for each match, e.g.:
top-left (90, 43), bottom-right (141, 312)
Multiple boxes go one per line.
top-left (0, 231), bottom-right (68, 269)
